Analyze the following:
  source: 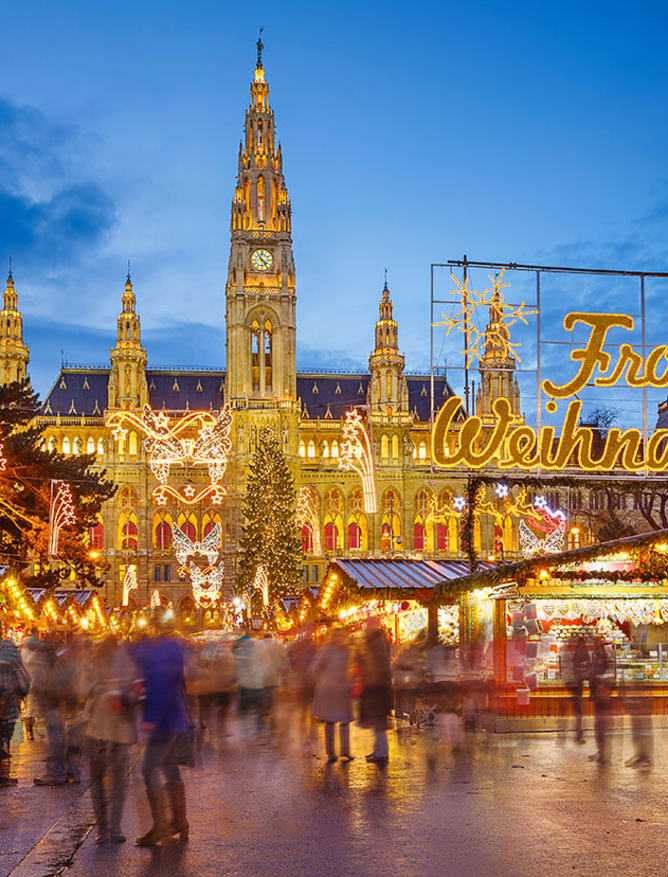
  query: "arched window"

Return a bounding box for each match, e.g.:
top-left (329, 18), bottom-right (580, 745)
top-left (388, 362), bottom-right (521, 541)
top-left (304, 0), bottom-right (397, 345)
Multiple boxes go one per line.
top-left (386, 372), bottom-right (392, 398)
top-left (504, 516), bottom-right (513, 552)
top-left (257, 175), bottom-right (265, 222)
top-left (494, 523), bottom-right (503, 554)
top-left (73, 436), bottom-right (83, 455)
top-left (97, 438), bottom-right (105, 456)
top-left (437, 523), bottom-right (448, 552)
top-left (418, 441), bottom-right (427, 460)
top-left (324, 521), bottom-right (339, 551)
top-left (302, 523), bottom-right (314, 553)
top-left (322, 441), bottom-right (329, 458)
top-left (349, 488), bottom-right (363, 510)
top-left (177, 511), bottom-right (197, 542)
top-left (119, 486), bottom-right (138, 507)
top-left (86, 437), bottom-right (95, 454)
top-left (331, 440), bottom-right (339, 458)
top-left (128, 431), bottom-right (138, 456)
top-left (153, 512), bottom-right (173, 550)
top-left (62, 436), bottom-right (71, 455)
top-left (202, 511), bottom-right (222, 539)
top-left (48, 436), bottom-right (57, 453)
top-left (299, 440), bottom-right (306, 457)
top-left (119, 512), bottom-right (139, 551)
top-left (307, 439), bottom-right (316, 458)
top-left (264, 320), bottom-right (272, 391)
top-left (381, 522), bottom-right (392, 552)
top-left (251, 320), bottom-right (260, 392)
top-left (325, 488), bottom-right (344, 511)
top-left (88, 518), bottom-right (103, 550)
top-left (449, 517), bottom-right (458, 555)
top-left (381, 435), bottom-right (389, 459)
top-left (348, 521), bottom-right (362, 550)
top-left (391, 434), bottom-right (399, 460)
top-left (381, 489), bottom-right (401, 552)
top-left (413, 521), bottom-right (425, 550)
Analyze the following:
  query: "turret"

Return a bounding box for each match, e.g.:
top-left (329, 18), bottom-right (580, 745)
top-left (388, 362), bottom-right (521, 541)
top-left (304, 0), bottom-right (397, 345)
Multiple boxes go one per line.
top-left (476, 288), bottom-right (521, 418)
top-left (0, 270), bottom-right (30, 385)
top-left (368, 278), bottom-right (409, 419)
top-left (108, 272), bottom-right (148, 409)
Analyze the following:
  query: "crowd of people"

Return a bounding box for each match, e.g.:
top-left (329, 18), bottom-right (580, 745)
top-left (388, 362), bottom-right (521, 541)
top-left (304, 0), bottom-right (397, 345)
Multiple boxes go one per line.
top-left (0, 617), bottom-right (656, 847)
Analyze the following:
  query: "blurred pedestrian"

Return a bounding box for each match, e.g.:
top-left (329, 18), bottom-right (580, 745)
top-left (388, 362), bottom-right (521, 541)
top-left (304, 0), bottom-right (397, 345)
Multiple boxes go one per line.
top-left (393, 635), bottom-right (424, 723)
top-left (84, 638), bottom-right (141, 844)
top-left (133, 624), bottom-right (189, 846)
top-left (311, 628), bottom-right (354, 762)
top-left (624, 682), bottom-right (653, 770)
top-left (589, 637), bottom-right (612, 766)
top-left (20, 629), bottom-right (40, 741)
top-left (0, 637), bottom-right (31, 786)
top-left (288, 636), bottom-right (316, 735)
top-left (564, 634), bottom-right (590, 744)
top-left (233, 634), bottom-right (267, 736)
top-left (357, 619), bottom-right (392, 764)
top-left (425, 642), bottom-right (461, 747)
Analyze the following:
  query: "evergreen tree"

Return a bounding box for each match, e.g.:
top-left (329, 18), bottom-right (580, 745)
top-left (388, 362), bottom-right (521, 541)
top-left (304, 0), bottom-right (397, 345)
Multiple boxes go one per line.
top-left (0, 380), bottom-right (115, 587)
top-left (238, 429), bottom-right (302, 605)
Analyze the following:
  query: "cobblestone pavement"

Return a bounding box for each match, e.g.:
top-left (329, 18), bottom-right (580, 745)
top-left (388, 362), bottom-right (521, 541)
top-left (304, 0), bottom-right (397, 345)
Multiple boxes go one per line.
top-left (2, 710), bottom-right (668, 877)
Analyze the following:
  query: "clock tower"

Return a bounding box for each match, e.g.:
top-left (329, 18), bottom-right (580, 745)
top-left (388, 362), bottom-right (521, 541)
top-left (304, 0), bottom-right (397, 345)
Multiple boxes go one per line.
top-left (225, 37), bottom-right (297, 406)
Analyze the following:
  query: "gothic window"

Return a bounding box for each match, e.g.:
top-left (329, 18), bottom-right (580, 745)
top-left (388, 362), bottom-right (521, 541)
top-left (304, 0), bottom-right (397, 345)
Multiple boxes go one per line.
top-left (177, 511), bottom-right (197, 542)
top-left (437, 523), bottom-right (448, 552)
top-left (257, 119), bottom-right (263, 146)
top-left (322, 441), bottom-right (329, 458)
top-left (386, 372), bottom-right (392, 398)
top-left (391, 434), bottom-right (399, 460)
top-left (125, 366), bottom-right (131, 395)
top-left (251, 320), bottom-right (260, 392)
top-left (348, 521), bottom-right (362, 550)
top-left (381, 435), bottom-right (389, 459)
top-left (302, 523), bottom-right (314, 553)
top-left (119, 512), bottom-right (139, 551)
top-left (119, 486), bottom-right (138, 507)
top-left (413, 521), bottom-right (425, 551)
top-left (324, 521), bottom-right (339, 551)
top-left (62, 437), bottom-right (71, 455)
top-left (449, 517), bottom-right (458, 555)
top-left (88, 518), bottom-right (103, 550)
top-left (86, 437), bottom-right (95, 454)
top-left (381, 522), bottom-right (392, 553)
top-left (128, 431), bottom-right (138, 456)
top-left (299, 440), bottom-right (306, 457)
top-left (264, 320), bottom-right (272, 391)
top-left (257, 176), bottom-right (265, 222)
top-left (97, 438), bottom-right (105, 456)
top-left (325, 488), bottom-right (344, 511)
top-left (307, 439), bottom-right (316, 458)
top-left (153, 512), bottom-right (173, 550)
top-left (349, 488), bottom-right (363, 510)
top-left (331, 440), bottom-right (339, 458)
top-left (73, 436), bottom-right (83, 455)
top-left (202, 511), bottom-right (222, 539)
top-left (494, 523), bottom-right (503, 554)
top-left (418, 441), bottom-right (427, 460)
top-left (48, 436), bottom-right (57, 452)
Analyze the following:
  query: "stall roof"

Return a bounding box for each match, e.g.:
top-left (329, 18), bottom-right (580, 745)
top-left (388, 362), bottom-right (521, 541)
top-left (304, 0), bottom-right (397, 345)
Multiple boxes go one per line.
top-left (330, 558), bottom-right (497, 592)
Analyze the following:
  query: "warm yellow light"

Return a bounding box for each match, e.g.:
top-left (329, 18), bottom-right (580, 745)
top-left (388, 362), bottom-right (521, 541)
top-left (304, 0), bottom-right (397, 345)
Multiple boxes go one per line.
top-left (89, 550), bottom-right (101, 560)
top-left (539, 570), bottom-right (550, 580)
top-left (570, 527), bottom-right (580, 535)
top-left (486, 553), bottom-right (496, 562)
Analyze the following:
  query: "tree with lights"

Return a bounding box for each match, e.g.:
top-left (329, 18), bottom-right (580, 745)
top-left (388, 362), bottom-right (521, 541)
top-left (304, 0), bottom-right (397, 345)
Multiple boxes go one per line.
top-left (238, 429), bottom-right (302, 606)
top-left (0, 380), bottom-right (115, 587)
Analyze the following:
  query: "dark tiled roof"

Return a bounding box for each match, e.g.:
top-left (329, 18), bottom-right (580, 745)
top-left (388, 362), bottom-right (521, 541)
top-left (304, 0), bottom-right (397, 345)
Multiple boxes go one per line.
top-left (42, 367), bottom-right (455, 423)
top-left (657, 400), bottom-right (668, 431)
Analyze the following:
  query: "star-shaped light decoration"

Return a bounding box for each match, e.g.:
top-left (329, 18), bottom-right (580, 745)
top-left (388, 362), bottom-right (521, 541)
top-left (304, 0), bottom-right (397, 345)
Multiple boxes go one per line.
top-left (534, 496), bottom-right (548, 510)
top-left (112, 425), bottom-right (128, 442)
top-left (183, 484), bottom-right (196, 498)
top-left (495, 483), bottom-right (509, 499)
top-left (154, 411), bottom-right (170, 431)
top-left (453, 496), bottom-right (467, 511)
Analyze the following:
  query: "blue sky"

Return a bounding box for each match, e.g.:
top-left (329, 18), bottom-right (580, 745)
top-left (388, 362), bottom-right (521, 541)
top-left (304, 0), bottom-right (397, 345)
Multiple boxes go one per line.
top-left (2, 0), bottom-right (668, 419)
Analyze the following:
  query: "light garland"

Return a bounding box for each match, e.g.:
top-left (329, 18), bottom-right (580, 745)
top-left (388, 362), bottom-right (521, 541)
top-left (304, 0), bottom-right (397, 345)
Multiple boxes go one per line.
top-left (122, 564), bottom-right (138, 607)
top-left (520, 497), bottom-right (566, 558)
top-left (253, 565), bottom-right (269, 607)
top-left (151, 588), bottom-right (161, 609)
top-left (154, 482), bottom-right (226, 507)
top-left (189, 560), bottom-right (225, 608)
top-left (338, 408), bottom-right (377, 513)
top-left (296, 486), bottom-right (321, 554)
top-left (0, 441), bottom-right (6, 472)
top-left (48, 480), bottom-right (76, 556)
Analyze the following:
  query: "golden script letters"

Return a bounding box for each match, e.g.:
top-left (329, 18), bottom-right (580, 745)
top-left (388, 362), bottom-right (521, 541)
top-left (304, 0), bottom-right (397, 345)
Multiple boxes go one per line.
top-left (432, 311), bottom-right (668, 472)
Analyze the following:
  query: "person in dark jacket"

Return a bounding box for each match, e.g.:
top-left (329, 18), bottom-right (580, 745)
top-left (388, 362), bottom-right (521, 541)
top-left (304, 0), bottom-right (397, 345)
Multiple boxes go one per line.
top-left (0, 638), bottom-right (30, 786)
top-left (589, 637), bottom-right (612, 766)
top-left (311, 628), bottom-right (354, 762)
top-left (132, 628), bottom-right (189, 846)
top-left (357, 619), bottom-right (392, 764)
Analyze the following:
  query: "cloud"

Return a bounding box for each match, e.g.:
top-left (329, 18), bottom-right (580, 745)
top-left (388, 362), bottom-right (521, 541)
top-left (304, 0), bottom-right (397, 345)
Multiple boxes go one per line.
top-left (0, 99), bottom-right (115, 268)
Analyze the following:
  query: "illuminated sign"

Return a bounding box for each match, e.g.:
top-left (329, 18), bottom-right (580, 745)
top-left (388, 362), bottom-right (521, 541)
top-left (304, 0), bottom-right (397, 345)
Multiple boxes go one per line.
top-left (433, 311), bottom-right (668, 472)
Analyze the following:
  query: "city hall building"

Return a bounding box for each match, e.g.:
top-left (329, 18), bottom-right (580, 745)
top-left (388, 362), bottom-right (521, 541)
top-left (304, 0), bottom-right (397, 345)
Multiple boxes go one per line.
top-left (0, 48), bottom-right (530, 615)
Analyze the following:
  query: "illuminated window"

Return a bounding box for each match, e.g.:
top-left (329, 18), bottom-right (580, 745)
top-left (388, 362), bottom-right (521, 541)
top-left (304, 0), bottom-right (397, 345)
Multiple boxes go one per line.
top-left (97, 438), bottom-right (105, 456)
top-left (391, 434), bottom-right (399, 459)
top-left (386, 372), bottom-right (392, 398)
top-left (202, 512), bottom-right (222, 540)
top-left (413, 522), bottom-right (424, 550)
top-left (324, 521), bottom-right (338, 551)
top-left (322, 441), bottom-right (329, 458)
top-left (119, 513), bottom-right (138, 551)
top-left (299, 440), bottom-right (306, 457)
top-left (494, 523), bottom-right (503, 554)
top-left (350, 488), bottom-right (363, 510)
top-left (88, 520), bottom-right (103, 550)
top-left (177, 512), bottom-right (197, 542)
top-left (437, 523), bottom-right (448, 552)
top-left (251, 320), bottom-right (260, 392)
top-left (257, 175), bottom-right (265, 222)
top-left (153, 513), bottom-right (173, 550)
top-left (86, 437), bottom-right (95, 454)
top-left (48, 436), bottom-right (57, 452)
top-left (418, 441), bottom-right (427, 460)
top-left (120, 486), bottom-right (138, 507)
top-left (307, 439), bottom-right (316, 458)
top-left (264, 320), bottom-right (272, 391)
top-left (302, 523), bottom-right (314, 553)
top-left (62, 436), bottom-right (71, 455)
top-left (331, 440), bottom-right (339, 457)
top-left (381, 435), bottom-right (389, 459)
top-left (348, 522), bottom-right (362, 549)
top-left (128, 431), bottom-right (138, 456)
top-left (325, 488), bottom-right (344, 510)
top-left (381, 522), bottom-right (392, 552)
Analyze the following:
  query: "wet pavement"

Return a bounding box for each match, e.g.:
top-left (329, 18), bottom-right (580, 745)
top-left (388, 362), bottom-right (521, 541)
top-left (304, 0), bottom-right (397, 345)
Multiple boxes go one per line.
top-left (2, 710), bottom-right (668, 877)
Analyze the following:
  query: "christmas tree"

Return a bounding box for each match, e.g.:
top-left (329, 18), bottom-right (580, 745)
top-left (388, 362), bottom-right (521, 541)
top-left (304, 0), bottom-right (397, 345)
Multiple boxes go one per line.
top-left (238, 428), bottom-right (302, 605)
top-left (0, 379), bottom-right (116, 587)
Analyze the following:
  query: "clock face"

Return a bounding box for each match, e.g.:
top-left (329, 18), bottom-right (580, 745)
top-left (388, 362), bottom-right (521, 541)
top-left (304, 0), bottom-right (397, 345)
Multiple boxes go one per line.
top-left (251, 249), bottom-right (273, 271)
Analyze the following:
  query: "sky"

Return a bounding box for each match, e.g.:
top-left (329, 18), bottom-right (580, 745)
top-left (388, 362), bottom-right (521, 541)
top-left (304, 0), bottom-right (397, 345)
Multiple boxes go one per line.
top-left (2, 0), bottom-right (668, 423)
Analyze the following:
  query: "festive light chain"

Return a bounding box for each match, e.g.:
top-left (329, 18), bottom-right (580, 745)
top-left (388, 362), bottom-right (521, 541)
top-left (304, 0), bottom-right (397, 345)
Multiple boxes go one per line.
top-left (432, 269), bottom-right (537, 368)
top-left (48, 480), bottom-right (76, 556)
top-left (520, 497), bottom-right (566, 558)
top-left (105, 404), bottom-right (233, 486)
top-left (153, 482), bottom-right (227, 507)
top-left (172, 521), bottom-right (220, 566)
top-left (296, 486), bottom-right (321, 554)
top-left (150, 588), bottom-right (161, 609)
top-left (338, 408), bottom-right (378, 513)
top-left (0, 441), bottom-right (6, 472)
top-left (253, 565), bottom-right (269, 607)
top-left (122, 564), bottom-right (138, 607)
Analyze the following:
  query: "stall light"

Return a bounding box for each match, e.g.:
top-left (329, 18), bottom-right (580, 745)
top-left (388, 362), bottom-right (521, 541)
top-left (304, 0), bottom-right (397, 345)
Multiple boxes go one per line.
top-left (539, 570), bottom-right (550, 580)
top-left (570, 526), bottom-right (580, 535)
top-left (80, 617), bottom-right (89, 630)
top-left (486, 553), bottom-right (496, 562)
top-left (136, 617), bottom-right (147, 629)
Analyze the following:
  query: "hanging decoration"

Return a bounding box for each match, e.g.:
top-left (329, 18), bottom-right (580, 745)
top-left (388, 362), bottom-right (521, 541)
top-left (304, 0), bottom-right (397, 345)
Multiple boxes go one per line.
top-left (122, 564), bottom-right (138, 607)
top-left (172, 522), bottom-right (221, 567)
top-left (150, 588), bottom-right (161, 609)
top-left (0, 441), bottom-right (6, 472)
top-left (154, 482), bottom-right (227, 507)
top-left (105, 404), bottom-right (233, 504)
top-left (338, 408), bottom-right (377, 513)
top-left (253, 565), bottom-right (270, 607)
top-left (189, 561), bottom-right (225, 607)
top-left (520, 496), bottom-right (566, 558)
top-left (48, 480), bottom-right (76, 556)
top-left (296, 486), bottom-right (321, 554)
